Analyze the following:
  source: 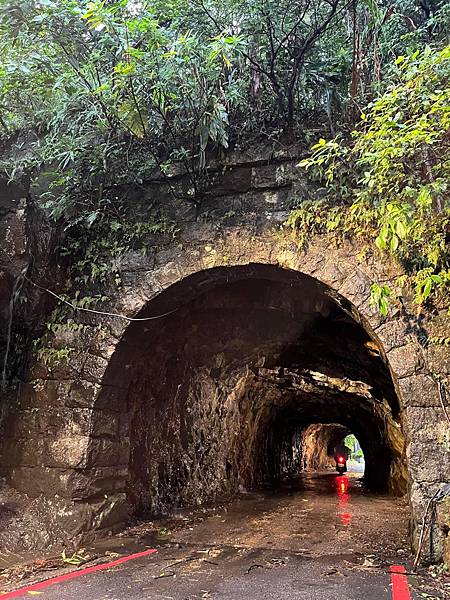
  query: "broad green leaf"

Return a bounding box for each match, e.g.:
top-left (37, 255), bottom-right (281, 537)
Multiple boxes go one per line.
top-left (422, 278), bottom-right (432, 300)
top-left (379, 297), bottom-right (389, 316)
top-left (375, 234), bottom-right (386, 251)
top-left (395, 221), bottom-right (407, 239)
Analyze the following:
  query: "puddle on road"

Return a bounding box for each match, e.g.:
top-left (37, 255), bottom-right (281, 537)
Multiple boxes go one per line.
top-left (336, 476), bottom-right (352, 527)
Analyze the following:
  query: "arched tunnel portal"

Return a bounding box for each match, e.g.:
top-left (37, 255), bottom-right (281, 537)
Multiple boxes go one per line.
top-left (95, 264), bottom-right (408, 518)
top-left (300, 423), bottom-right (352, 471)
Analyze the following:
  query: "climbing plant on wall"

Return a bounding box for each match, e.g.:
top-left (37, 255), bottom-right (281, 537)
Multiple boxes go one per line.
top-left (0, 0), bottom-right (248, 319)
top-left (287, 44), bottom-right (450, 312)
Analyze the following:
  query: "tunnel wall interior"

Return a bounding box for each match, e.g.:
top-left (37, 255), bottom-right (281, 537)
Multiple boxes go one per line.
top-left (94, 265), bottom-right (407, 518)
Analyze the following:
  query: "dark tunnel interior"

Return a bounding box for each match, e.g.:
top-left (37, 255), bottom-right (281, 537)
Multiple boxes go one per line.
top-left (99, 264), bottom-right (408, 517)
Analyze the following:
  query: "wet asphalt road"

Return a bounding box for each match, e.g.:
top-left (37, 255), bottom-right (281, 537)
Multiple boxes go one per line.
top-left (2, 470), bottom-right (418, 599)
top-left (25, 552), bottom-right (401, 600)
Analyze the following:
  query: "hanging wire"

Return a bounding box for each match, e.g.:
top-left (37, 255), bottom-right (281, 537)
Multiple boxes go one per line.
top-left (24, 275), bottom-right (180, 322)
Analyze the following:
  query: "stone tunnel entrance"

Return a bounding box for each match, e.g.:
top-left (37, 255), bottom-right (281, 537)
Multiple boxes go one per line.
top-left (96, 264), bottom-right (408, 521)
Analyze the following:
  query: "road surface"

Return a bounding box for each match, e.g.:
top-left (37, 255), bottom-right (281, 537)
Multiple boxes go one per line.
top-left (1, 471), bottom-right (421, 599)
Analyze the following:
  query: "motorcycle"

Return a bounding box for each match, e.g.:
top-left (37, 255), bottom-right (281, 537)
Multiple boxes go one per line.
top-left (335, 455), bottom-right (347, 474)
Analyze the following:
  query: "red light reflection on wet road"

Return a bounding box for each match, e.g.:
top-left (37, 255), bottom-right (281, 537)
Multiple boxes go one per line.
top-left (337, 476), bottom-right (348, 495)
top-left (336, 475), bottom-right (352, 527)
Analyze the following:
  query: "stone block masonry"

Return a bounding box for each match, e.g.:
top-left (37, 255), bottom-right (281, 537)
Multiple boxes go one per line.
top-left (0, 148), bottom-right (449, 564)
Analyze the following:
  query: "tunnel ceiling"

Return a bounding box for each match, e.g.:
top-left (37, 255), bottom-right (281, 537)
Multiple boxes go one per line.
top-left (99, 264), bottom-right (407, 514)
top-left (111, 265), bottom-right (398, 413)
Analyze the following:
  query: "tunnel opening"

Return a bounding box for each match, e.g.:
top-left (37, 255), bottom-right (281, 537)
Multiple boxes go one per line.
top-left (344, 433), bottom-right (365, 468)
top-left (300, 425), bottom-right (365, 475)
top-left (97, 264), bottom-right (408, 520)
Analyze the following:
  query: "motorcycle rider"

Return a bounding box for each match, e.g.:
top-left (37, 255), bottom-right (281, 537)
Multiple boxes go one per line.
top-left (333, 440), bottom-right (350, 463)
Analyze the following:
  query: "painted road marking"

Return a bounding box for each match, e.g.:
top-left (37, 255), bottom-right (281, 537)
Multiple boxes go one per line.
top-left (1, 555), bottom-right (413, 599)
top-left (0, 548), bottom-right (157, 599)
top-left (391, 565), bottom-right (412, 600)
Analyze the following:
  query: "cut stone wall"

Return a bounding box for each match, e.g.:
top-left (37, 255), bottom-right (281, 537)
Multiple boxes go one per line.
top-left (0, 177), bottom-right (28, 402)
top-left (0, 176), bottom-right (62, 409)
top-left (0, 148), bottom-right (449, 563)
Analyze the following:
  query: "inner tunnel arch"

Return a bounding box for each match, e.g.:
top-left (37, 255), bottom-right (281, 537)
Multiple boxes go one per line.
top-left (94, 263), bottom-right (408, 518)
top-left (300, 423), bottom-right (352, 472)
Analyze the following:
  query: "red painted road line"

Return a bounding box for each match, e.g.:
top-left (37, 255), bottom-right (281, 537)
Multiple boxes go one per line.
top-left (0, 548), bottom-right (157, 599)
top-left (390, 565), bottom-right (412, 600)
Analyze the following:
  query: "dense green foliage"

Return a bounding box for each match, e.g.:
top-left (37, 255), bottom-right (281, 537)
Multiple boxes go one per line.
top-left (0, 0), bottom-right (244, 215)
top-left (0, 0), bottom-right (449, 314)
top-left (344, 434), bottom-right (364, 460)
top-left (289, 44), bottom-right (450, 312)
